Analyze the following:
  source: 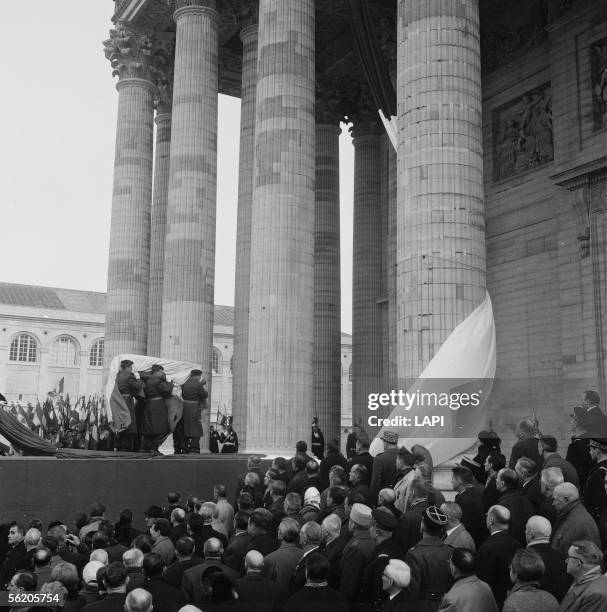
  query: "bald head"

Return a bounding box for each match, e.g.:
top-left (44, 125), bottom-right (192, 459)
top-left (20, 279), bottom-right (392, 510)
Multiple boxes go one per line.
top-left (487, 505), bottom-right (510, 530)
top-left (125, 588), bottom-right (153, 612)
top-left (203, 537), bottom-right (223, 558)
top-left (178, 607), bottom-right (202, 612)
top-left (321, 514), bottom-right (342, 542)
top-left (122, 548), bottom-right (144, 568)
top-left (554, 482), bottom-right (578, 500)
top-left (378, 488), bottom-right (396, 505)
top-left (244, 550), bottom-right (264, 572)
top-left (526, 516), bottom-right (552, 544)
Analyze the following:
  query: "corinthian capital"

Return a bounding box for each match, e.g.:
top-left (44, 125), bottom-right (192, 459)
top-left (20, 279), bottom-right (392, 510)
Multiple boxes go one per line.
top-left (152, 35), bottom-right (175, 114)
top-left (103, 23), bottom-right (158, 82)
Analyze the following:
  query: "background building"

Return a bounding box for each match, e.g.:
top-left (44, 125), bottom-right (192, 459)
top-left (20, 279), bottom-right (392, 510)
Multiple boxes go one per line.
top-left (0, 281), bottom-right (353, 435)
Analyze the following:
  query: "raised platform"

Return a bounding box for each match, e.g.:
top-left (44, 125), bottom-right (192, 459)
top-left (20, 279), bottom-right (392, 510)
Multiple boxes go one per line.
top-left (0, 455), bottom-right (271, 529)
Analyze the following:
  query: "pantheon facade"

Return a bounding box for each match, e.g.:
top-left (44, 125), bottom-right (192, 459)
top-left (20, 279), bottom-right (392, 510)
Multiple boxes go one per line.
top-left (103, 0), bottom-right (607, 454)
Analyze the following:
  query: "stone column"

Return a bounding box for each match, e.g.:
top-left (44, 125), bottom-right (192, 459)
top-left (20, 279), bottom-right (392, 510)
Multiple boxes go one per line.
top-left (103, 26), bottom-right (157, 371)
top-left (351, 118), bottom-right (384, 429)
top-left (148, 39), bottom-right (175, 357)
top-left (232, 16), bottom-right (258, 450)
top-left (161, 1), bottom-right (219, 385)
top-left (396, 0), bottom-right (485, 381)
top-left (246, 0), bottom-right (316, 453)
top-left (314, 98), bottom-right (342, 444)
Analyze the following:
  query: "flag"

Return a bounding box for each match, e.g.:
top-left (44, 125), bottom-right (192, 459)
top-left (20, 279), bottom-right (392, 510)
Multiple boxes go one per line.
top-left (18, 405), bottom-right (33, 429)
top-left (32, 402), bottom-right (42, 429)
top-left (369, 291), bottom-right (497, 466)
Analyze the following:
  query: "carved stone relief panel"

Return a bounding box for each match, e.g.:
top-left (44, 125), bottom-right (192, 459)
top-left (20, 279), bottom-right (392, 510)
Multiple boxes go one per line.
top-left (591, 38), bottom-right (607, 130)
top-left (493, 83), bottom-right (553, 181)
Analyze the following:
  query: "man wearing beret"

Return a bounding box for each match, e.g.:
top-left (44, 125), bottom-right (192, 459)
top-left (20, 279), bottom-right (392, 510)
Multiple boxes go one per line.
top-left (362, 507), bottom-right (402, 611)
top-left (401, 506), bottom-right (453, 612)
top-left (582, 437), bottom-right (607, 521)
top-left (115, 359), bottom-right (144, 452)
top-left (338, 503), bottom-right (376, 605)
top-left (174, 369), bottom-right (208, 454)
top-left (370, 431), bottom-right (401, 499)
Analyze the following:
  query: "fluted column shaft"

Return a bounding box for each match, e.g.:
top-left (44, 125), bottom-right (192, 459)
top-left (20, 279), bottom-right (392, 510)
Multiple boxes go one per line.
top-left (105, 76), bottom-right (155, 368)
top-left (161, 1), bottom-right (219, 384)
top-left (233, 22), bottom-right (258, 450)
top-left (396, 0), bottom-right (486, 381)
top-left (148, 112), bottom-right (172, 356)
top-left (246, 0), bottom-right (316, 452)
top-left (352, 127), bottom-right (384, 428)
top-left (314, 120), bottom-right (341, 444)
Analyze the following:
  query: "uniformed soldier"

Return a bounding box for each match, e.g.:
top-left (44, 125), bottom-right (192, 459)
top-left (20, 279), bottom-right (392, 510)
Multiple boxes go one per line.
top-left (176, 369), bottom-right (208, 454)
top-left (115, 359), bottom-right (144, 452)
top-left (220, 418), bottom-right (239, 453)
top-left (338, 503), bottom-right (376, 607)
top-left (401, 506), bottom-right (453, 612)
top-left (582, 437), bottom-right (607, 521)
top-left (141, 364), bottom-right (173, 453)
top-left (209, 425), bottom-right (220, 454)
top-left (311, 417), bottom-right (325, 460)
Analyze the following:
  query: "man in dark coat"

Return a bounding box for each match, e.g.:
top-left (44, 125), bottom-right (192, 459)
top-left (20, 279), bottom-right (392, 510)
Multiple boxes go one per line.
top-left (187, 513), bottom-right (227, 559)
top-left (567, 407), bottom-right (594, 487)
top-left (222, 511), bottom-right (251, 572)
top-left (181, 537), bottom-right (240, 606)
top-left (163, 537), bottom-right (202, 589)
top-left (370, 431), bottom-right (400, 498)
top-left (508, 419), bottom-right (541, 469)
top-left (175, 369), bottom-right (208, 454)
top-left (234, 550), bottom-right (281, 612)
top-left (348, 464), bottom-right (373, 507)
top-left (311, 418), bottom-right (325, 460)
top-left (452, 466), bottom-right (487, 548)
top-left (347, 436), bottom-right (374, 477)
top-left (346, 426), bottom-right (359, 460)
top-left (141, 364), bottom-right (173, 452)
top-left (288, 454), bottom-right (310, 497)
top-left (284, 552), bottom-right (348, 612)
top-left (581, 390), bottom-right (607, 436)
top-left (400, 506), bottom-right (453, 612)
top-left (246, 509), bottom-right (278, 558)
top-left (338, 504), bottom-right (376, 604)
top-left (82, 562), bottom-right (129, 612)
top-left (525, 515), bottom-right (571, 602)
top-left (394, 479), bottom-right (430, 555)
top-left (320, 439), bottom-right (349, 485)
top-left (0, 523), bottom-right (29, 589)
top-left (475, 505), bottom-right (521, 609)
top-left (319, 514), bottom-right (346, 590)
top-left (582, 437), bottom-right (607, 521)
top-left (141, 553), bottom-right (186, 612)
top-left (539, 436), bottom-right (579, 487)
top-left (115, 359), bottom-right (144, 452)
top-left (209, 425), bottom-right (220, 453)
top-left (515, 457), bottom-right (543, 510)
top-left (496, 468), bottom-right (535, 543)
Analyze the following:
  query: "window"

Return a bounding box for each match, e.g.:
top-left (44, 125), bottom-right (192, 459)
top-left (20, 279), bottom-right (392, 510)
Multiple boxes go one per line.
top-left (89, 338), bottom-right (104, 367)
top-left (212, 348), bottom-right (222, 375)
top-left (9, 334), bottom-right (37, 363)
top-left (50, 336), bottom-right (79, 366)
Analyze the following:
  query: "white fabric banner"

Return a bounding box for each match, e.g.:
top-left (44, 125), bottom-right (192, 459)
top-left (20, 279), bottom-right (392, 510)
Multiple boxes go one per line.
top-left (369, 291), bottom-right (496, 465)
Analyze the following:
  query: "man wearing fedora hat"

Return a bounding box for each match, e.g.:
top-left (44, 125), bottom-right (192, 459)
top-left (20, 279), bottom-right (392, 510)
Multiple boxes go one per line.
top-left (370, 431), bottom-right (402, 499)
top-left (582, 437), bottom-right (607, 521)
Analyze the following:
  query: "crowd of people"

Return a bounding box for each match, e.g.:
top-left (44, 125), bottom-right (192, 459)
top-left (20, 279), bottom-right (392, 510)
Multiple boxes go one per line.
top-left (2, 390), bottom-right (607, 611)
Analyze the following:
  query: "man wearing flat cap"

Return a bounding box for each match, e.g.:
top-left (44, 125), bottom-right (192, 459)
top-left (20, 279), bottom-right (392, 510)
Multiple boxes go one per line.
top-left (401, 506), bottom-right (453, 612)
top-left (582, 437), bottom-right (607, 521)
top-left (338, 503), bottom-right (376, 604)
top-left (174, 369), bottom-right (208, 454)
top-left (362, 507), bottom-right (402, 610)
top-left (115, 360), bottom-right (144, 452)
top-left (370, 431), bottom-right (402, 499)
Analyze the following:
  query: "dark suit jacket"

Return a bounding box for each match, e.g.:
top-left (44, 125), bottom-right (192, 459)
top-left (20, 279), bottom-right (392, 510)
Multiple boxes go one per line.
top-left (234, 572), bottom-right (281, 612)
top-left (394, 501), bottom-right (428, 555)
top-left (455, 485), bottom-right (488, 548)
top-left (164, 556), bottom-right (203, 588)
top-left (370, 448), bottom-right (399, 497)
top-left (508, 437), bottom-right (541, 470)
top-left (521, 474), bottom-right (543, 510)
top-left (81, 592), bottom-right (127, 612)
top-left (498, 489), bottom-right (534, 544)
top-left (347, 451), bottom-right (374, 480)
top-left (143, 576), bottom-right (186, 612)
top-left (181, 559), bottom-right (240, 606)
top-left (322, 536), bottom-right (348, 589)
top-left (542, 453), bottom-right (579, 487)
top-left (284, 584), bottom-right (348, 612)
top-left (527, 542), bottom-right (572, 602)
top-left (476, 531), bottom-right (521, 608)
top-left (192, 525), bottom-right (228, 557)
top-left (0, 541), bottom-right (29, 589)
top-left (320, 451), bottom-right (349, 485)
top-left (223, 532), bottom-right (250, 572)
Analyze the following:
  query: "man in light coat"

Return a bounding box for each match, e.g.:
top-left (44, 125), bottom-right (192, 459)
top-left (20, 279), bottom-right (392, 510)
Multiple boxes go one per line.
top-left (559, 540), bottom-right (607, 611)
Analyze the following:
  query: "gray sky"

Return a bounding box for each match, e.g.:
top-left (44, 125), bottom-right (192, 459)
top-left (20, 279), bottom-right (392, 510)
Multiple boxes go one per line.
top-left (2, 1), bottom-right (354, 333)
